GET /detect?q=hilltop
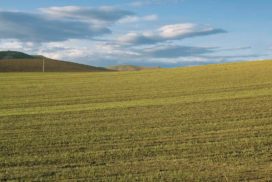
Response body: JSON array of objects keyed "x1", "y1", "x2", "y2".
[{"x1": 0, "y1": 51, "x2": 110, "y2": 72}]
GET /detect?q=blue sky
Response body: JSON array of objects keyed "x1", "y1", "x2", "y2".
[{"x1": 0, "y1": 0, "x2": 271, "y2": 67}]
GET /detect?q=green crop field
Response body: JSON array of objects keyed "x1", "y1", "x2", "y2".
[{"x1": 0, "y1": 61, "x2": 272, "y2": 181}]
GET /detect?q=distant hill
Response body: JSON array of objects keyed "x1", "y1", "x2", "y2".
[
  {"x1": 0, "y1": 51, "x2": 110, "y2": 72},
  {"x1": 108, "y1": 65, "x2": 160, "y2": 71},
  {"x1": 0, "y1": 51, "x2": 34, "y2": 60}
]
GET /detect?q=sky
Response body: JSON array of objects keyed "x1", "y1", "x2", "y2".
[{"x1": 0, "y1": 0, "x2": 272, "y2": 67}]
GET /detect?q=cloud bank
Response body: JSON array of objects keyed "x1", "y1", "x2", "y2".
[
  {"x1": 0, "y1": 6, "x2": 134, "y2": 42},
  {"x1": 0, "y1": 11, "x2": 112, "y2": 42}
]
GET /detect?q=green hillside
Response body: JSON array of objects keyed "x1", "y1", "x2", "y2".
[
  {"x1": 0, "y1": 51, "x2": 34, "y2": 59},
  {"x1": 108, "y1": 65, "x2": 160, "y2": 71},
  {"x1": 0, "y1": 58, "x2": 109, "y2": 72},
  {"x1": 0, "y1": 60, "x2": 272, "y2": 181},
  {"x1": 0, "y1": 51, "x2": 110, "y2": 72},
  {"x1": 0, "y1": 58, "x2": 110, "y2": 72}
]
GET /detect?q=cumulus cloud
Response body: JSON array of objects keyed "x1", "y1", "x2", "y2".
[{"x1": 118, "y1": 23, "x2": 226, "y2": 45}]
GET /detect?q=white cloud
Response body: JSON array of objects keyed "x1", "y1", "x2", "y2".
[
  {"x1": 118, "y1": 23, "x2": 226, "y2": 45},
  {"x1": 34, "y1": 39, "x2": 141, "y2": 64},
  {"x1": 159, "y1": 24, "x2": 199, "y2": 38},
  {"x1": 0, "y1": 39, "x2": 36, "y2": 52}
]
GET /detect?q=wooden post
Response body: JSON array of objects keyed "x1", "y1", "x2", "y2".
[{"x1": 43, "y1": 58, "x2": 45, "y2": 72}]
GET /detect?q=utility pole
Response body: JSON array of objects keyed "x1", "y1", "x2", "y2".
[{"x1": 42, "y1": 57, "x2": 45, "y2": 72}]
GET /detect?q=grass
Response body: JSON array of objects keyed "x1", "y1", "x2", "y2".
[{"x1": 0, "y1": 60, "x2": 272, "y2": 181}]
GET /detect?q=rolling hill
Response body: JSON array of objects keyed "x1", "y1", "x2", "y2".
[
  {"x1": 0, "y1": 51, "x2": 110, "y2": 72},
  {"x1": 108, "y1": 64, "x2": 160, "y2": 71},
  {"x1": 0, "y1": 51, "x2": 34, "y2": 59},
  {"x1": 0, "y1": 60, "x2": 271, "y2": 181}
]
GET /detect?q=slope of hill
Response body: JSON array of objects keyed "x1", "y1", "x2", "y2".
[
  {"x1": 0, "y1": 60, "x2": 272, "y2": 181},
  {"x1": 0, "y1": 51, "x2": 34, "y2": 59},
  {"x1": 0, "y1": 58, "x2": 109, "y2": 72},
  {"x1": 108, "y1": 65, "x2": 160, "y2": 71},
  {"x1": 0, "y1": 51, "x2": 110, "y2": 72}
]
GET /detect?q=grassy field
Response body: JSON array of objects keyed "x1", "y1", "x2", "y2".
[{"x1": 0, "y1": 61, "x2": 272, "y2": 181}]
